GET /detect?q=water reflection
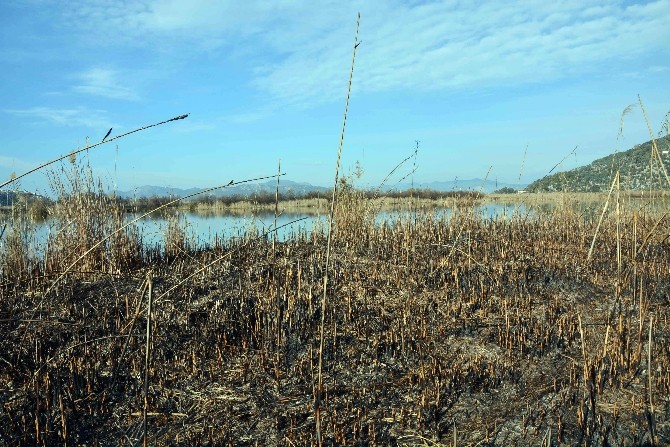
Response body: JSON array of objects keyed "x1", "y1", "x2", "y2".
[
  {"x1": 13, "y1": 198, "x2": 664, "y2": 257},
  {"x1": 1, "y1": 202, "x2": 538, "y2": 256},
  {"x1": 5, "y1": 195, "x2": 669, "y2": 260},
  {"x1": 139, "y1": 211, "x2": 320, "y2": 250},
  {"x1": 375, "y1": 202, "x2": 532, "y2": 224}
]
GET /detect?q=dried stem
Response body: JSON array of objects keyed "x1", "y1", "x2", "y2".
[
  {"x1": 639, "y1": 95, "x2": 670, "y2": 190},
  {"x1": 44, "y1": 174, "x2": 284, "y2": 296},
  {"x1": 0, "y1": 114, "x2": 189, "y2": 189},
  {"x1": 315, "y1": 12, "x2": 360, "y2": 446},
  {"x1": 648, "y1": 315, "x2": 656, "y2": 446},
  {"x1": 587, "y1": 172, "x2": 619, "y2": 262},
  {"x1": 143, "y1": 271, "x2": 153, "y2": 447}
]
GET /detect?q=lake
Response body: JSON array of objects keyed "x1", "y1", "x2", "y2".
[{"x1": 2, "y1": 202, "x2": 532, "y2": 257}]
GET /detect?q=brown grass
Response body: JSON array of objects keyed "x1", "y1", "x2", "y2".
[
  {"x1": 1, "y1": 184, "x2": 669, "y2": 445},
  {"x1": 1, "y1": 88, "x2": 669, "y2": 447}
]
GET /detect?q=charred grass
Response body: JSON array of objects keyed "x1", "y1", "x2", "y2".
[{"x1": 1, "y1": 190, "x2": 669, "y2": 446}]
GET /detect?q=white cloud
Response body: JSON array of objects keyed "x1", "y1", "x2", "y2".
[
  {"x1": 4, "y1": 106, "x2": 113, "y2": 129},
  {"x1": 59, "y1": 0, "x2": 670, "y2": 106},
  {"x1": 73, "y1": 68, "x2": 139, "y2": 101},
  {"x1": 170, "y1": 110, "x2": 269, "y2": 132},
  {"x1": 226, "y1": 111, "x2": 268, "y2": 124},
  {"x1": 171, "y1": 120, "x2": 216, "y2": 133}
]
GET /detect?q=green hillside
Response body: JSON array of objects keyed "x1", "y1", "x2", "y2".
[{"x1": 527, "y1": 134, "x2": 670, "y2": 192}]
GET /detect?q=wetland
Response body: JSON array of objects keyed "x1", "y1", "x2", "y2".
[{"x1": 1, "y1": 184, "x2": 669, "y2": 446}]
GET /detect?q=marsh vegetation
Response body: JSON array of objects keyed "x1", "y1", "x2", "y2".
[
  {"x1": 1, "y1": 47, "x2": 669, "y2": 445},
  {"x1": 1, "y1": 153, "x2": 669, "y2": 446}
]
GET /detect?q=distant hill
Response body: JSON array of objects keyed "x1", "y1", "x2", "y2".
[
  {"x1": 117, "y1": 180, "x2": 330, "y2": 200},
  {"x1": 527, "y1": 135, "x2": 670, "y2": 192},
  {"x1": 0, "y1": 190, "x2": 48, "y2": 207},
  {"x1": 118, "y1": 178, "x2": 527, "y2": 200},
  {"x1": 408, "y1": 179, "x2": 526, "y2": 194},
  {"x1": 116, "y1": 185, "x2": 202, "y2": 199}
]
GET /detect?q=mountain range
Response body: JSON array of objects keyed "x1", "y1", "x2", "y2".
[
  {"x1": 3, "y1": 136, "x2": 668, "y2": 205},
  {"x1": 114, "y1": 178, "x2": 527, "y2": 200},
  {"x1": 121, "y1": 133, "x2": 669, "y2": 198},
  {"x1": 115, "y1": 180, "x2": 330, "y2": 200},
  {"x1": 117, "y1": 134, "x2": 670, "y2": 197}
]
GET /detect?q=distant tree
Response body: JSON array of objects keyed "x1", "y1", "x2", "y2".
[{"x1": 494, "y1": 187, "x2": 517, "y2": 194}]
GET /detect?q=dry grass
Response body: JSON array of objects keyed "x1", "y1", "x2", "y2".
[
  {"x1": 188, "y1": 197, "x2": 330, "y2": 215},
  {"x1": 1, "y1": 81, "x2": 669, "y2": 446},
  {"x1": 1, "y1": 181, "x2": 669, "y2": 445},
  {"x1": 0, "y1": 216, "x2": 36, "y2": 281},
  {"x1": 41, "y1": 160, "x2": 145, "y2": 276}
]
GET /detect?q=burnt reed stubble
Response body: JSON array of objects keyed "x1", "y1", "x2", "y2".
[{"x1": 1, "y1": 192, "x2": 669, "y2": 446}]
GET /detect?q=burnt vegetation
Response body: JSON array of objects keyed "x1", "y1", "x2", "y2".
[
  {"x1": 1, "y1": 77, "x2": 669, "y2": 446},
  {"x1": 1, "y1": 162, "x2": 669, "y2": 445}
]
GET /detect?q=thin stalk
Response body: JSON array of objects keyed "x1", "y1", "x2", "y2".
[
  {"x1": 273, "y1": 159, "x2": 281, "y2": 391},
  {"x1": 315, "y1": 12, "x2": 360, "y2": 447},
  {"x1": 578, "y1": 314, "x2": 586, "y2": 361},
  {"x1": 453, "y1": 419, "x2": 457, "y2": 447},
  {"x1": 518, "y1": 144, "x2": 528, "y2": 183},
  {"x1": 647, "y1": 315, "x2": 656, "y2": 446},
  {"x1": 376, "y1": 152, "x2": 415, "y2": 192},
  {"x1": 616, "y1": 171, "x2": 621, "y2": 298},
  {"x1": 274, "y1": 159, "x2": 280, "y2": 252},
  {"x1": 44, "y1": 174, "x2": 284, "y2": 296},
  {"x1": 587, "y1": 172, "x2": 618, "y2": 262},
  {"x1": 639, "y1": 95, "x2": 670, "y2": 190},
  {"x1": 0, "y1": 114, "x2": 188, "y2": 189},
  {"x1": 410, "y1": 142, "x2": 418, "y2": 226},
  {"x1": 143, "y1": 271, "x2": 153, "y2": 447},
  {"x1": 632, "y1": 212, "x2": 638, "y2": 303}
]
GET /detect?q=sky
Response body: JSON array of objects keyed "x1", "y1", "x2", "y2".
[{"x1": 1, "y1": 0, "x2": 669, "y2": 195}]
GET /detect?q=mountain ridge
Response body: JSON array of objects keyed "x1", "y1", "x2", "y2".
[
  {"x1": 115, "y1": 180, "x2": 330, "y2": 200},
  {"x1": 116, "y1": 178, "x2": 528, "y2": 199},
  {"x1": 527, "y1": 135, "x2": 670, "y2": 192}
]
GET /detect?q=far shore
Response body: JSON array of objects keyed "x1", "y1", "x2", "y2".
[{"x1": 2, "y1": 190, "x2": 667, "y2": 219}]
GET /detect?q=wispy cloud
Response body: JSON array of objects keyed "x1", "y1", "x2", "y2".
[
  {"x1": 72, "y1": 68, "x2": 139, "y2": 100},
  {"x1": 171, "y1": 120, "x2": 217, "y2": 133},
  {"x1": 171, "y1": 111, "x2": 269, "y2": 133},
  {"x1": 4, "y1": 106, "x2": 113, "y2": 129},
  {"x1": 252, "y1": 1, "x2": 670, "y2": 105},
  {"x1": 225, "y1": 111, "x2": 269, "y2": 124},
  {"x1": 60, "y1": 1, "x2": 670, "y2": 107}
]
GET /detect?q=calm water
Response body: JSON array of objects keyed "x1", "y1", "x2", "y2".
[
  {"x1": 5, "y1": 197, "x2": 666, "y2": 258},
  {"x1": 3, "y1": 203, "x2": 530, "y2": 257}
]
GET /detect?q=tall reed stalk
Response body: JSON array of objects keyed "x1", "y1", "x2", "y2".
[
  {"x1": 0, "y1": 114, "x2": 189, "y2": 190},
  {"x1": 315, "y1": 13, "x2": 360, "y2": 446},
  {"x1": 143, "y1": 271, "x2": 153, "y2": 447}
]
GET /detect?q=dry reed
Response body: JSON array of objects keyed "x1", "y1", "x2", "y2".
[{"x1": 1, "y1": 92, "x2": 669, "y2": 447}]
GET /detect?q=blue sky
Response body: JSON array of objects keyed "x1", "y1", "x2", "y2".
[{"x1": 1, "y1": 0, "x2": 669, "y2": 194}]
